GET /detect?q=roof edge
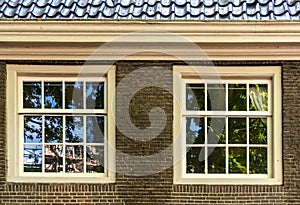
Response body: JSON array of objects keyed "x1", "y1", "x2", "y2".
[{"x1": 0, "y1": 21, "x2": 300, "y2": 43}]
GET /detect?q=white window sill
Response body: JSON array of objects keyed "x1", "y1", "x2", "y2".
[
  {"x1": 174, "y1": 177, "x2": 282, "y2": 185},
  {"x1": 7, "y1": 175, "x2": 115, "y2": 184}
]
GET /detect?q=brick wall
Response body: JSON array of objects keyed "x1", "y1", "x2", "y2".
[{"x1": 0, "y1": 61, "x2": 299, "y2": 204}]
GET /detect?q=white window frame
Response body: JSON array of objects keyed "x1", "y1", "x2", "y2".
[
  {"x1": 173, "y1": 66, "x2": 282, "y2": 185},
  {"x1": 7, "y1": 64, "x2": 116, "y2": 183}
]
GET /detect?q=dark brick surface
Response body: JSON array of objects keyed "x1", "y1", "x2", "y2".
[
  {"x1": 0, "y1": 62, "x2": 6, "y2": 187},
  {"x1": 0, "y1": 61, "x2": 299, "y2": 204}
]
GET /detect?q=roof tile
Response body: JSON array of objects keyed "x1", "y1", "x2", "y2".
[
  {"x1": 7, "y1": 0, "x2": 19, "y2": 7},
  {"x1": 22, "y1": 0, "x2": 35, "y2": 7},
  {"x1": 161, "y1": 0, "x2": 172, "y2": 7},
  {"x1": 47, "y1": 6, "x2": 59, "y2": 17}
]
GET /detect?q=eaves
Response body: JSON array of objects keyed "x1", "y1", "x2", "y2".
[{"x1": 0, "y1": 20, "x2": 300, "y2": 61}]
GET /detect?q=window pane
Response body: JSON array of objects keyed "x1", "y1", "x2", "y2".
[
  {"x1": 65, "y1": 145, "x2": 83, "y2": 173},
  {"x1": 249, "y1": 84, "x2": 268, "y2": 111},
  {"x1": 45, "y1": 116, "x2": 63, "y2": 143},
  {"x1": 249, "y1": 147, "x2": 267, "y2": 174},
  {"x1": 229, "y1": 147, "x2": 247, "y2": 174},
  {"x1": 23, "y1": 82, "x2": 42, "y2": 108},
  {"x1": 65, "y1": 82, "x2": 84, "y2": 109},
  {"x1": 208, "y1": 147, "x2": 226, "y2": 173},
  {"x1": 86, "y1": 82, "x2": 104, "y2": 109},
  {"x1": 228, "y1": 118, "x2": 247, "y2": 144},
  {"x1": 186, "y1": 84, "x2": 205, "y2": 111},
  {"x1": 23, "y1": 145, "x2": 42, "y2": 172},
  {"x1": 66, "y1": 116, "x2": 84, "y2": 143},
  {"x1": 86, "y1": 116, "x2": 104, "y2": 143},
  {"x1": 186, "y1": 117, "x2": 204, "y2": 144},
  {"x1": 186, "y1": 147, "x2": 205, "y2": 173},
  {"x1": 249, "y1": 118, "x2": 267, "y2": 144},
  {"x1": 228, "y1": 84, "x2": 247, "y2": 111},
  {"x1": 86, "y1": 146, "x2": 104, "y2": 173},
  {"x1": 24, "y1": 116, "x2": 42, "y2": 143},
  {"x1": 45, "y1": 145, "x2": 63, "y2": 172},
  {"x1": 207, "y1": 84, "x2": 225, "y2": 111},
  {"x1": 44, "y1": 82, "x2": 62, "y2": 109},
  {"x1": 207, "y1": 118, "x2": 226, "y2": 144}
]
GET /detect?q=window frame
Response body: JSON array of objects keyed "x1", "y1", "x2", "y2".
[
  {"x1": 173, "y1": 66, "x2": 282, "y2": 185},
  {"x1": 7, "y1": 64, "x2": 116, "y2": 183}
]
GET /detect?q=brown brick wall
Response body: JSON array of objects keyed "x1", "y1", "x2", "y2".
[
  {"x1": 0, "y1": 62, "x2": 6, "y2": 188},
  {"x1": 0, "y1": 61, "x2": 299, "y2": 204}
]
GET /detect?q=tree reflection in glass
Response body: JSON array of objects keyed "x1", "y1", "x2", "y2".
[
  {"x1": 186, "y1": 147, "x2": 205, "y2": 173},
  {"x1": 228, "y1": 118, "x2": 247, "y2": 144},
  {"x1": 207, "y1": 118, "x2": 226, "y2": 144},
  {"x1": 23, "y1": 145, "x2": 42, "y2": 172},
  {"x1": 65, "y1": 82, "x2": 84, "y2": 109},
  {"x1": 250, "y1": 147, "x2": 267, "y2": 174},
  {"x1": 186, "y1": 117, "x2": 204, "y2": 144},
  {"x1": 186, "y1": 84, "x2": 205, "y2": 111},
  {"x1": 250, "y1": 118, "x2": 267, "y2": 144},
  {"x1": 208, "y1": 147, "x2": 226, "y2": 173},
  {"x1": 45, "y1": 116, "x2": 63, "y2": 143},
  {"x1": 86, "y1": 116, "x2": 104, "y2": 143},
  {"x1": 24, "y1": 116, "x2": 42, "y2": 143},
  {"x1": 44, "y1": 82, "x2": 62, "y2": 109},
  {"x1": 228, "y1": 84, "x2": 247, "y2": 111},
  {"x1": 86, "y1": 146, "x2": 104, "y2": 173},
  {"x1": 23, "y1": 82, "x2": 42, "y2": 108},
  {"x1": 65, "y1": 116, "x2": 84, "y2": 143},
  {"x1": 86, "y1": 82, "x2": 104, "y2": 109},
  {"x1": 229, "y1": 147, "x2": 247, "y2": 173},
  {"x1": 65, "y1": 145, "x2": 83, "y2": 173},
  {"x1": 207, "y1": 84, "x2": 225, "y2": 111},
  {"x1": 250, "y1": 84, "x2": 268, "y2": 111},
  {"x1": 44, "y1": 145, "x2": 63, "y2": 172}
]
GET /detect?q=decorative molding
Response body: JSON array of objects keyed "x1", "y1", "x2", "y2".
[{"x1": 0, "y1": 21, "x2": 300, "y2": 60}]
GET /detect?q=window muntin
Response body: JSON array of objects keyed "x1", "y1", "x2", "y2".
[
  {"x1": 184, "y1": 79, "x2": 271, "y2": 176},
  {"x1": 173, "y1": 66, "x2": 282, "y2": 185},
  {"x1": 20, "y1": 77, "x2": 107, "y2": 176}
]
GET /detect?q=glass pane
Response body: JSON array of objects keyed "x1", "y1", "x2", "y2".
[
  {"x1": 86, "y1": 146, "x2": 104, "y2": 173},
  {"x1": 186, "y1": 117, "x2": 204, "y2": 144},
  {"x1": 229, "y1": 147, "x2": 247, "y2": 174},
  {"x1": 186, "y1": 84, "x2": 205, "y2": 111},
  {"x1": 86, "y1": 82, "x2": 104, "y2": 109},
  {"x1": 65, "y1": 145, "x2": 83, "y2": 173},
  {"x1": 45, "y1": 145, "x2": 63, "y2": 172},
  {"x1": 65, "y1": 82, "x2": 84, "y2": 109},
  {"x1": 86, "y1": 116, "x2": 104, "y2": 143},
  {"x1": 44, "y1": 82, "x2": 62, "y2": 109},
  {"x1": 249, "y1": 147, "x2": 267, "y2": 174},
  {"x1": 186, "y1": 147, "x2": 205, "y2": 173},
  {"x1": 45, "y1": 116, "x2": 63, "y2": 143},
  {"x1": 23, "y1": 145, "x2": 42, "y2": 172},
  {"x1": 207, "y1": 118, "x2": 226, "y2": 144},
  {"x1": 249, "y1": 118, "x2": 267, "y2": 144},
  {"x1": 24, "y1": 116, "x2": 42, "y2": 143},
  {"x1": 208, "y1": 147, "x2": 226, "y2": 173},
  {"x1": 249, "y1": 84, "x2": 268, "y2": 111},
  {"x1": 228, "y1": 118, "x2": 247, "y2": 144},
  {"x1": 207, "y1": 84, "x2": 225, "y2": 111},
  {"x1": 228, "y1": 84, "x2": 247, "y2": 111},
  {"x1": 66, "y1": 116, "x2": 84, "y2": 143},
  {"x1": 23, "y1": 82, "x2": 42, "y2": 108}
]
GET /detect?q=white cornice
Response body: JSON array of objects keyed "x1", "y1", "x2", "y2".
[
  {"x1": 0, "y1": 21, "x2": 300, "y2": 43},
  {"x1": 0, "y1": 21, "x2": 300, "y2": 60}
]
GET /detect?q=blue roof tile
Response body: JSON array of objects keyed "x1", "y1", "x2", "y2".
[{"x1": 0, "y1": 0, "x2": 299, "y2": 20}]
